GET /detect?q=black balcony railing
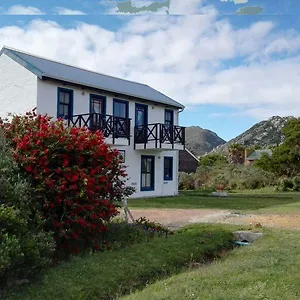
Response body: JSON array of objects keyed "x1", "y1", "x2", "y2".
[
  {"x1": 67, "y1": 113, "x2": 131, "y2": 144},
  {"x1": 134, "y1": 123, "x2": 185, "y2": 149}
]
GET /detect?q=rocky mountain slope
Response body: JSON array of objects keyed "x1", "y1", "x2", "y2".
[
  {"x1": 211, "y1": 116, "x2": 294, "y2": 154},
  {"x1": 185, "y1": 126, "x2": 226, "y2": 156}
]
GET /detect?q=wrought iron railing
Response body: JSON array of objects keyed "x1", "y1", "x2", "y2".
[
  {"x1": 67, "y1": 113, "x2": 131, "y2": 144},
  {"x1": 134, "y1": 123, "x2": 185, "y2": 149}
]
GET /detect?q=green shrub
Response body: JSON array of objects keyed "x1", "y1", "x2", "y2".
[
  {"x1": 0, "y1": 133, "x2": 54, "y2": 287},
  {"x1": 194, "y1": 164, "x2": 276, "y2": 191},
  {"x1": 292, "y1": 175, "x2": 300, "y2": 191},
  {"x1": 276, "y1": 178, "x2": 294, "y2": 192},
  {"x1": 178, "y1": 172, "x2": 195, "y2": 190}
]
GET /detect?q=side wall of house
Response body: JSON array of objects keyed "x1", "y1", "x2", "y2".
[
  {"x1": 37, "y1": 79, "x2": 180, "y2": 198},
  {"x1": 0, "y1": 54, "x2": 37, "y2": 119}
]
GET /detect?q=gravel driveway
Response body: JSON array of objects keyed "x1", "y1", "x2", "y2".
[{"x1": 122, "y1": 208, "x2": 300, "y2": 230}]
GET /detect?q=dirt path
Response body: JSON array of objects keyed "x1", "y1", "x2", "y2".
[{"x1": 125, "y1": 209, "x2": 300, "y2": 230}]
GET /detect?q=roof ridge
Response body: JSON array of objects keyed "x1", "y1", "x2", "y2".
[{"x1": 2, "y1": 46, "x2": 150, "y2": 88}]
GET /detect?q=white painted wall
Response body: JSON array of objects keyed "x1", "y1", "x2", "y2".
[
  {"x1": 117, "y1": 148, "x2": 179, "y2": 198},
  {"x1": 0, "y1": 53, "x2": 37, "y2": 119},
  {"x1": 36, "y1": 79, "x2": 181, "y2": 198}
]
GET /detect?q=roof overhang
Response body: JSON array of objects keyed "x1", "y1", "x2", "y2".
[{"x1": 42, "y1": 76, "x2": 185, "y2": 110}]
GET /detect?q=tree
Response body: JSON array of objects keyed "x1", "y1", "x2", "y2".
[
  {"x1": 228, "y1": 143, "x2": 245, "y2": 164},
  {"x1": 199, "y1": 153, "x2": 228, "y2": 167},
  {"x1": 255, "y1": 118, "x2": 300, "y2": 177},
  {"x1": 2, "y1": 109, "x2": 135, "y2": 257}
]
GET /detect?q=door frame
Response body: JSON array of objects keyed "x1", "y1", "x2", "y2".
[
  {"x1": 89, "y1": 94, "x2": 106, "y2": 115},
  {"x1": 140, "y1": 155, "x2": 155, "y2": 191},
  {"x1": 135, "y1": 103, "x2": 148, "y2": 127}
]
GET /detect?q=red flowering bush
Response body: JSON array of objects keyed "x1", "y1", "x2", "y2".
[{"x1": 2, "y1": 109, "x2": 134, "y2": 257}]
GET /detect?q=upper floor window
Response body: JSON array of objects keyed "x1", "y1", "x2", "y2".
[
  {"x1": 165, "y1": 109, "x2": 174, "y2": 127},
  {"x1": 57, "y1": 87, "x2": 73, "y2": 119},
  {"x1": 113, "y1": 99, "x2": 129, "y2": 119},
  {"x1": 90, "y1": 94, "x2": 106, "y2": 115}
]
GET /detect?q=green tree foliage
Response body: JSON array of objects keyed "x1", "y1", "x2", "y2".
[
  {"x1": 255, "y1": 118, "x2": 300, "y2": 177},
  {"x1": 228, "y1": 143, "x2": 245, "y2": 164},
  {"x1": 199, "y1": 154, "x2": 228, "y2": 167},
  {"x1": 0, "y1": 133, "x2": 54, "y2": 286}
]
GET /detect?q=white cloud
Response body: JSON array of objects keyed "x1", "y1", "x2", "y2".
[
  {"x1": 220, "y1": 0, "x2": 248, "y2": 4},
  {"x1": 54, "y1": 7, "x2": 87, "y2": 15},
  {"x1": 0, "y1": 10, "x2": 299, "y2": 120},
  {"x1": 4, "y1": 5, "x2": 44, "y2": 15}
]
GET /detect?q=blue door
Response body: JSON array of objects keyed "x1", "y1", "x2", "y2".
[{"x1": 135, "y1": 104, "x2": 148, "y2": 143}]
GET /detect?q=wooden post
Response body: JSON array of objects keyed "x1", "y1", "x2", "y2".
[{"x1": 123, "y1": 198, "x2": 135, "y2": 223}]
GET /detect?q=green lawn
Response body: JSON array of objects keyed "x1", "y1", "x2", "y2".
[
  {"x1": 123, "y1": 227, "x2": 300, "y2": 300},
  {"x1": 6, "y1": 224, "x2": 234, "y2": 300},
  {"x1": 128, "y1": 190, "x2": 300, "y2": 212}
]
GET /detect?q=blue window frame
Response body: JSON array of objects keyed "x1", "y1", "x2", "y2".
[
  {"x1": 141, "y1": 155, "x2": 155, "y2": 191},
  {"x1": 57, "y1": 87, "x2": 73, "y2": 118},
  {"x1": 164, "y1": 157, "x2": 173, "y2": 181},
  {"x1": 165, "y1": 109, "x2": 174, "y2": 127},
  {"x1": 113, "y1": 99, "x2": 129, "y2": 119}
]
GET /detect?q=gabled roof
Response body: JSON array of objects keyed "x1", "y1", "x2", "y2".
[
  {"x1": 0, "y1": 46, "x2": 184, "y2": 109},
  {"x1": 247, "y1": 149, "x2": 272, "y2": 161}
]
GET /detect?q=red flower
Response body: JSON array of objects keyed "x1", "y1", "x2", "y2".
[
  {"x1": 25, "y1": 165, "x2": 33, "y2": 172},
  {"x1": 65, "y1": 200, "x2": 72, "y2": 206}
]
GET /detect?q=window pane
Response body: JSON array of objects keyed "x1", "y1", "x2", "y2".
[
  {"x1": 145, "y1": 174, "x2": 151, "y2": 187},
  {"x1": 164, "y1": 157, "x2": 173, "y2": 180},
  {"x1": 114, "y1": 101, "x2": 127, "y2": 118},
  {"x1": 146, "y1": 158, "x2": 152, "y2": 172},
  {"x1": 58, "y1": 104, "x2": 64, "y2": 116},
  {"x1": 141, "y1": 174, "x2": 146, "y2": 187},
  {"x1": 60, "y1": 92, "x2": 70, "y2": 104}
]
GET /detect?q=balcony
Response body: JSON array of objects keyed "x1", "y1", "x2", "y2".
[
  {"x1": 134, "y1": 123, "x2": 185, "y2": 150},
  {"x1": 67, "y1": 113, "x2": 131, "y2": 145}
]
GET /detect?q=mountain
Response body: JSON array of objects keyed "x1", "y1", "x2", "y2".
[
  {"x1": 211, "y1": 116, "x2": 294, "y2": 154},
  {"x1": 185, "y1": 126, "x2": 226, "y2": 156}
]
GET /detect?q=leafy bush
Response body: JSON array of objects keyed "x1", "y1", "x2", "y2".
[
  {"x1": 2, "y1": 110, "x2": 134, "y2": 257},
  {"x1": 0, "y1": 135, "x2": 54, "y2": 286},
  {"x1": 178, "y1": 172, "x2": 195, "y2": 190},
  {"x1": 194, "y1": 164, "x2": 276, "y2": 191},
  {"x1": 292, "y1": 175, "x2": 300, "y2": 191},
  {"x1": 276, "y1": 177, "x2": 299, "y2": 192},
  {"x1": 199, "y1": 154, "x2": 228, "y2": 167}
]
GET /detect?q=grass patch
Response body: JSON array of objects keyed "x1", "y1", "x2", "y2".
[
  {"x1": 123, "y1": 227, "x2": 300, "y2": 300},
  {"x1": 5, "y1": 224, "x2": 234, "y2": 300},
  {"x1": 128, "y1": 190, "x2": 300, "y2": 211}
]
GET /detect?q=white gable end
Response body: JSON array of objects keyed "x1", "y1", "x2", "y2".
[{"x1": 0, "y1": 53, "x2": 37, "y2": 119}]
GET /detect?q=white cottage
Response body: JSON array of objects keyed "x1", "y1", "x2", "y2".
[{"x1": 0, "y1": 46, "x2": 185, "y2": 198}]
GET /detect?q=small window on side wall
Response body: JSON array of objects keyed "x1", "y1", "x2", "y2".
[
  {"x1": 164, "y1": 157, "x2": 173, "y2": 181},
  {"x1": 57, "y1": 87, "x2": 73, "y2": 119},
  {"x1": 118, "y1": 150, "x2": 125, "y2": 163}
]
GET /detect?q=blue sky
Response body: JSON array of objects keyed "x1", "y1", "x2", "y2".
[{"x1": 0, "y1": 0, "x2": 299, "y2": 141}]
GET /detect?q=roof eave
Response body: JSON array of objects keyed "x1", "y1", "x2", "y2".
[
  {"x1": 1, "y1": 47, "x2": 44, "y2": 79},
  {"x1": 42, "y1": 75, "x2": 185, "y2": 109}
]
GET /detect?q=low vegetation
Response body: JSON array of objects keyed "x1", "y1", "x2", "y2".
[
  {"x1": 5, "y1": 224, "x2": 234, "y2": 300},
  {"x1": 124, "y1": 227, "x2": 300, "y2": 300},
  {"x1": 179, "y1": 164, "x2": 276, "y2": 191}
]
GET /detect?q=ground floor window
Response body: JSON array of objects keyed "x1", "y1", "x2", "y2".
[
  {"x1": 141, "y1": 155, "x2": 155, "y2": 191},
  {"x1": 164, "y1": 157, "x2": 173, "y2": 181}
]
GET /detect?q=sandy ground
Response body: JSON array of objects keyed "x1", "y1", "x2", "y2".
[{"x1": 122, "y1": 209, "x2": 300, "y2": 230}]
